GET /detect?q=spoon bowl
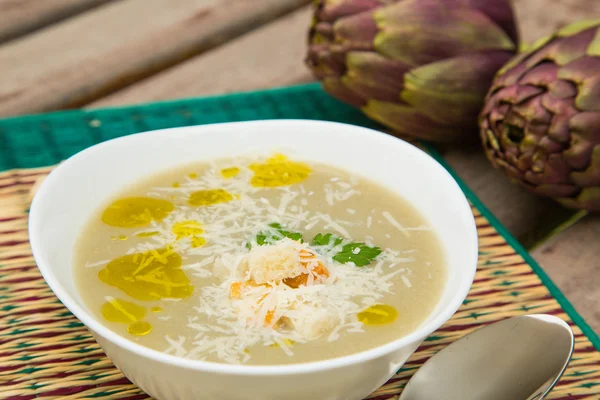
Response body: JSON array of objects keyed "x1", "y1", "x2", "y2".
[{"x1": 399, "y1": 314, "x2": 574, "y2": 400}]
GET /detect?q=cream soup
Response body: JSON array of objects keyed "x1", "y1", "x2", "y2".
[{"x1": 75, "y1": 153, "x2": 446, "y2": 365}]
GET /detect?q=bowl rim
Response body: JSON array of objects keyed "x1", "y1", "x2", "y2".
[{"x1": 29, "y1": 119, "x2": 478, "y2": 376}]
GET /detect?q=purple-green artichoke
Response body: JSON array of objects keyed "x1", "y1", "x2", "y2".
[
  {"x1": 480, "y1": 21, "x2": 600, "y2": 211},
  {"x1": 306, "y1": 0, "x2": 519, "y2": 142}
]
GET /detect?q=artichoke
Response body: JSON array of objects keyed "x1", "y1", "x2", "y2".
[
  {"x1": 306, "y1": 0, "x2": 519, "y2": 142},
  {"x1": 480, "y1": 21, "x2": 600, "y2": 211}
]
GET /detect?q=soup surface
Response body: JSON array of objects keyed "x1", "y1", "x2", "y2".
[{"x1": 75, "y1": 153, "x2": 446, "y2": 365}]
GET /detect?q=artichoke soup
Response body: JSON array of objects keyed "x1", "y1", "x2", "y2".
[{"x1": 75, "y1": 153, "x2": 446, "y2": 365}]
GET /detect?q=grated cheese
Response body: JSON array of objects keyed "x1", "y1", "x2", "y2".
[
  {"x1": 382, "y1": 211, "x2": 410, "y2": 237},
  {"x1": 316, "y1": 213, "x2": 351, "y2": 238},
  {"x1": 164, "y1": 335, "x2": 187, "y2": 357},
  {"x1": 85, "y1": 259, "x2": 109, "y2": 268},
  {"x1": 109, "y1": 153, "x2": 424, "y2": 365},
  {"x1": 304, "y1": 219, "x2": 320, "y2": 231},
  {"x1": 401, "y1": 275, "x2": 412, "y2": 288}
]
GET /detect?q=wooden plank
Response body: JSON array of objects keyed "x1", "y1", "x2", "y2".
[
  {"x1": 532, "y1": 215, "x2": 600, "y2": 333},
  {"x1": 513, "y1": 0, "x2": 600, "y2": 44},
  {"x1": 0, "y1": 0, "x2": 310, "y2": 117},
  {"x1": 0, "y1": 0, "x2": 116, "y2": 44},
  {"x1": 91, "y1": 6, "x2": 314, "y2": 107}
]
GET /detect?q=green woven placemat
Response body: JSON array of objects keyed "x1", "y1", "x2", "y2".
[
  {"x1": 0, "y1": 83, "x2": 598, "y2": 399},
  {"x1": 0, "y1": 84, "x2": 379, "y2": 172}
]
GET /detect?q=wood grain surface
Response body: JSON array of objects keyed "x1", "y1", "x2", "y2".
[
  {"x1": 533, "y1": 214, "x2": 600, "y2": 332},
  {"x1": 91, "y1": 6, "x2": 314, "y2": 107},
  {"x1": 0, "y1": 0, "x2": 310, "y2": 117},
  {"x1": 514, "y1": 0, "x2": 600, "y2": 44},
  {"x1": 0, "y1": 0, "x2": 116, "y2": 43}
]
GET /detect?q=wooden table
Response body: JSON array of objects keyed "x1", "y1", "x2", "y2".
[{"x1": 0, "y1": 0, "x2": 598, "y2": 333}]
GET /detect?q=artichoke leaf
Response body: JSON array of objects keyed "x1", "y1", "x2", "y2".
[
  {"x1": 373, "y1": 3, "x2": 515, "y2": 66},
  {"x1": 363, "y1": 100, "x2": 470, "y2": 141},
  {"x1": 342, "y1": 51, "x2": 410, "y2": 102},
  {"x1": 520, "y1": 29, "x2": 597, "y2": 71},
  {"x1": 564, "y1": 187, "x2": 600, "y2": 210},
  {"x1": 402, "y1": 52, "x2": 513, "y2": 125},
  {"x1": 322, "y1": 77, "x2": 367, "y2": 108},
  {"x1": 448, "y1": 0, "x2": 519, "y2": 44},
  {"x1": 588, "y1": 28, "x2": 600, "y2": 57},
  {"x1": 317, "y1": 0, "x2": 386, "y2": 22},
  {"x1": 334, "y1": 11, "x2": 378, "y2": 46},
  {"x1": 558, "y1": 58, "x2": 600, "y2": 111},
  {"x1": 557, "y1": 19, "x2": 600, "y2": 37},
  {"x1": 571, "y1": 146, "x2": 600, "y2": 186}
]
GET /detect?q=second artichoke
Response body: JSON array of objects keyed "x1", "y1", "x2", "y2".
[
  {"x1": 306, "y1": 0, "x2": 519, "y2": 142},
  {"x1": 480, "y1": 21, "x2": 600, "y2": 211}
]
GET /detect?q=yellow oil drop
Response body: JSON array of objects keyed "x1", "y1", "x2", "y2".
[
  {"x1": 357, "y1": 304, "x2": 398, "y2": 325},
  {"x1": 188, "y1": 189, "x2": 233, "y2": 207},
  {"x1": 98, "y1": 247, "x2": 194, "y2": 301},
  {"x1": 270, "y1": 339, "x2": 295, "y2": 348},
  {"x1": 101, "y1": 298, "x2": 146, "y2": 324},
  {"x1": 249, "y1": 154, "x2": 311, "y2": 187},
  {"x1": 110, "y1": 235, "x2": 128, "y2": 241},
  {"x1": 128, "y1": 321, "x2": 152, "y2": 336},
  {"x1": 221, "y1": 167, "x2": 240, "y2": 179},
  {"x1": 172, "y1": 182, "x2": 181, "y2": 188},
  {"x1": 136, "y1": 231, "x2": 159, "y2": 238},
  {"x1": 188, "y1": 173, "x2": 198, "y2": 179},
  {"x1": 101, "y1": 197, "x2": 174, "y2": 228},
  {"x1": 172, "y1": 220, "x2": 204, "y2": 239},
  {"x1": 150, "y1": 306, "x2": 163, "y2": 313},
  {"x1": 191, "y1": 236, "x2": 206, "y2": 248},
  {"x1": 171, "y1": 220, "x2": 207, "y2": 248}
]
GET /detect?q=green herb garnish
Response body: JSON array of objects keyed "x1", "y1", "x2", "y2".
[
  {"x1": 332, "y1": 243, "x2": 382, "y2": 267},
  {"x1": 311, "y1": 233, "x2": 343, "y2": 247},
  {"x1": 249, "y1": 223, "x2": 303, "y2": 248},
  {"x1": 312, "y1": 233, "x2": 381, "y2": 267},
  {"x1": 248, "y1": 226, "x2": 381, "y2": 267}
]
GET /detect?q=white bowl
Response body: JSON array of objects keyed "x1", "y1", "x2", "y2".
[{"x1": 29, "y1": 120, "x2": 478, "y2": 400}]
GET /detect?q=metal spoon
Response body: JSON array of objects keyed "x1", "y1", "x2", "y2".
[{"x1": 399, "y1": 314, "x2": 574, "y2": 400}]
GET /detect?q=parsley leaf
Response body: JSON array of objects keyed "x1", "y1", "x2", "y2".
[
  {"x1": 311, "y1": 233, "x2": 343, "y2": 247},
  {"x1": 248, "y1": 226, "x2": 380, "y2": 267},
  {"x1": 250, "y1": 223, "x2": 303, "y2": 248},
  {"x1": 332, "y1": 243, "x2": 382, "y2": 267},
  {"x1": 312, "y1": 233, "x2": 381, "y2": 266}
]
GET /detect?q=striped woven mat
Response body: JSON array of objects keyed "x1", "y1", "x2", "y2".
[{"x1": 0, "y1": 84, "x2": 599, "y2": 399}]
